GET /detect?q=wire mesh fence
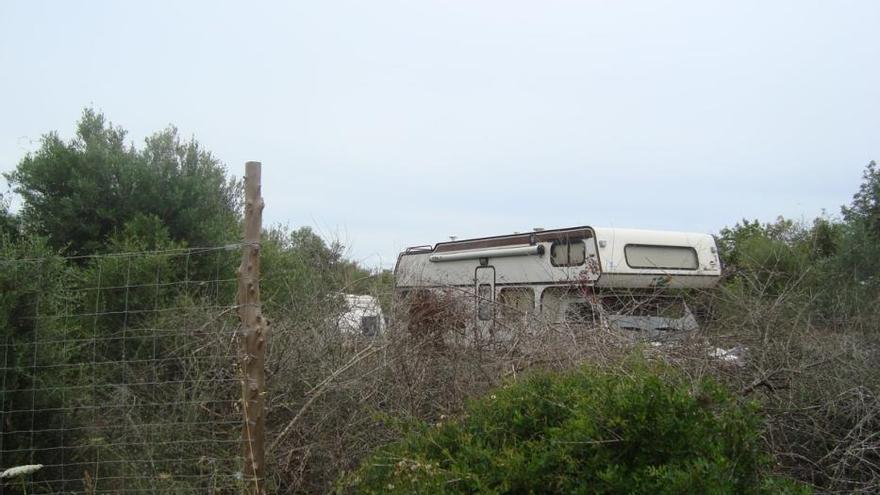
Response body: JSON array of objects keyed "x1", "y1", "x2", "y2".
[{"x1": 0, "y1": 244, "x2": 248, "y2": 494}]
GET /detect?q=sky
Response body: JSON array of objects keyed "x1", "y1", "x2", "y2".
[{"x1": 1, "y1": 1, "x2": 878, "y2": 268}]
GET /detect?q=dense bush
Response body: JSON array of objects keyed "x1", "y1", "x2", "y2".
[{"x1": 342, "y1": 361, "x2": 809, "y2": 494}]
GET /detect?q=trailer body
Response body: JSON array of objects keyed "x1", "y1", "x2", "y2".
[{"x1": 394, "y1": 226, "x2": 721, "y2": 335}]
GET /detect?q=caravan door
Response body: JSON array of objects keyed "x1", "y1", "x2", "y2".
[{"x1": 475, "y1": 266, "x2": 496, "y2": 331}]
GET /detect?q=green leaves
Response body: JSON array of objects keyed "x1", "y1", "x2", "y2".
[
  {"x1": 344, "y1": 361, "x2": 809, "y2": 494},
  {"x1": 842, "y1": 160, "x2": 880, "y2": 237},
  {"x1": 4, "y1": 108, "x2": 241, "y2": 255},
  {"x1": 714, "y1": 160, "x2": 880, "y2": 321}
]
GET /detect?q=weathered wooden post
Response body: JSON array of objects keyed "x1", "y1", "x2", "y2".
[{"x1": 238, "y1": 161, "x2": 268, "y2": 494}]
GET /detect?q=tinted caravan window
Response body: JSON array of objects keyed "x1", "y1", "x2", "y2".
[
  {"x1": 498, "y1": 287, "x2": 535, "y2": 321},
  {"x1": 624, "y1": 245, "x2": 698, "y2": 270},
  {"x1": 550, "y1": 240, "x2": 586, "y2": 267},
  {"x1": 477, "y1": 284, "x2": 493, "y2": 321}
]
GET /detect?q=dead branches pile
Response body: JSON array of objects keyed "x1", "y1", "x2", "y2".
[{"x1": 264, "y1": 282, "x2": 880, "y2": 493}]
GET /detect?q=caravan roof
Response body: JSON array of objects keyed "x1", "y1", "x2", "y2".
[{"x1": 395, "y1": 225, "x2": 721, "y2": 290}]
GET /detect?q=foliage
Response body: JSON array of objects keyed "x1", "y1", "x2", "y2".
[
  {"x1": 715, "y1": 160, "x2": 880, "y2": 320},
  {"x1": 0, "y1": 233, "x2": 74, "y2": 479},
  {"x1": 0, "y1": 109, "x2": 402, "y2": 493},
  {"x1": 4, "y1": 108, "x2": 241, "y2": 255},
  {"x1": 3, "y1": 109, "x2": 875, "y2": 493},
  {"x1": 716, "y1": 216, "x2": 843, "y2": 294},
  {"x1": 343, "y1": 361, "x2": 809, "y2": 494},
  {"x1": 261, "y1": 226, "x2": 346, "y2": 322},
  {"x1": 0, "y1": 193, "x2": 19, "y2": 238},
  {"x1": 842, "y1": 160, "x2": 880, "y2": 237},
  {"x1": 703, "y1": 160, "x2": 880, "y2": 493},
  {"x1": 260, "y1": 226, "x2": 393, "y2": 326}
]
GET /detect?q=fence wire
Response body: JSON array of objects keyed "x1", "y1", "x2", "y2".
[{"x1": 0, "y1": 244, "x2": 247, "y2": 494}]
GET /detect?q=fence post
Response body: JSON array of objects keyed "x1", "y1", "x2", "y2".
[{"x1": 238, "y1": 161, "x2": 268, "y2": 494}]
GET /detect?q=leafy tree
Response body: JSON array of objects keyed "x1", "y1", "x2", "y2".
[
  {"x1": 717, "y1": 217, "x2": 814, "y2": 296},
  {"x1": 809, "y1": 216, "x2": 842, "y2": 260},
  {"x1": 138, "y1": 125, "x2": 242, "y2": 248},
  {"x1": 5, "y1": 108, "x2": 241, "y2": 255},
  {"x1": 717, "y1": 219, "x2": 770, "y2": 269},
  {"x1": 713, "y1": 161, "x2": 879, "y2": 324},
  {"x1": 823, "y1": 160, "x2": 880, "y2": 305},
  {"x1": 842, "y1": 160, "x2": 880, "y2": 237},
  {"x1": 0, "y1": 193, "x2": 19, "y2": 238},
  {"x1": 261, "y1": 226, "x2": 347, "y2": 320}
]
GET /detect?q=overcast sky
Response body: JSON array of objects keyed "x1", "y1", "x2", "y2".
[{"x1": 1, "y1": 1, "x2": 878, "y2": 267}]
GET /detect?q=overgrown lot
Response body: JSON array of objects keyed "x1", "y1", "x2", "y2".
[{"x1": 1, "y1": 111, "x2": 878, "y2": 493}]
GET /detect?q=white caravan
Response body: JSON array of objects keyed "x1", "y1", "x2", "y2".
[
  {"x1": 336, "y1": 294, "x2": 386, "y2": 337},
  {"x1": 394, "y1": 226, "x2": 721, "y2": 336}
]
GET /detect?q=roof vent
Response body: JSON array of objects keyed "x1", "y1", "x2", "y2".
[
  {"x1": 449, "y1": 235, "x2": 458, "y2": 241},
  {"x1": 533, "y1": 227, "x2": 545, "y2": 232}
]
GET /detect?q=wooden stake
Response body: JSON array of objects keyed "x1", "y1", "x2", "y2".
[{"x1": 238, "y1": 161, "x2": 267, "y2": 494}]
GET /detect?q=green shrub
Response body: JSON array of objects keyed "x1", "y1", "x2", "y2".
[{"x1": 343, "y1": 361, "x2": 809, "y2": 494}]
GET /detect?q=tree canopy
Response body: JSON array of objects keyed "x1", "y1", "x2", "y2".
[{"x1": 4, "y1": 109, "x2": 241, "y2": 254}]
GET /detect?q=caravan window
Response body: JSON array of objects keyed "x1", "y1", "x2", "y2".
[
  {"x1": 624, "y1": 245, "x2": 699, "y2": 270},
  {"x1": 601, "y1": 292, "x2": 689, "y2": 318},
  {"x1": 477, "y1": 284, "x2": 493, "y2": 321},
  {"x1": 360, "y1": 315, "x2": 379, "y2": 337},
  {"x1": 550, "y1": 240, "x2": 586, "y2": 267},
  {"x1": 565, "y1": 302, "x2": 599, "y2": 325},
  {"x1": 498, "y1": 288, "x2": 534, "y2": 321}
]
